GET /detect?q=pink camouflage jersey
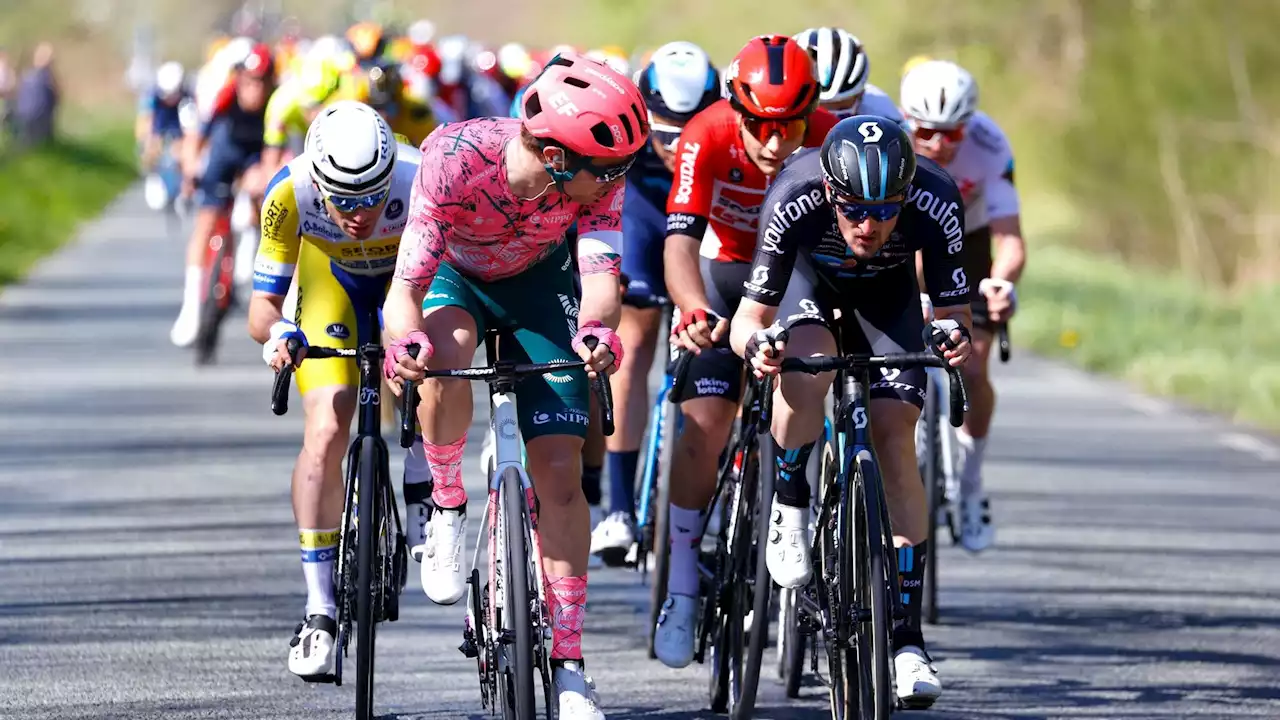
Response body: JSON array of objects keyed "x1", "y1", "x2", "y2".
[{"x1": 392, "y1": 117, "x2": 625, "y2": 290}]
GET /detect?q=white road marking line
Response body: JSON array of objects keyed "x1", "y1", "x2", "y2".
[{"x1": 1218, "y1": 433, "x2": 1280, "y2": 462}]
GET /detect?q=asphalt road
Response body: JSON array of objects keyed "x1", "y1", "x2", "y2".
[{"x1": 1, "y1": 188, "x2": 1278, "y2": 720}]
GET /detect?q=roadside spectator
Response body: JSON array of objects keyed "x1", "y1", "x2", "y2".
[{"x1": 13, "y1": 42, "x2": 59, "y2": 147}]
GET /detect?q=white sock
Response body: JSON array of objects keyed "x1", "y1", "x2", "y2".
[
  {"x1": 181, "y1": 266, "x2": 202, "y2": 312},
  {"x1": 666, "y1": 504, "x2": 702, "y2": 597},
  {"x1": 300, "y1": 528, "x2": 339, "y2": 618},
  {"x1": 955, "y1": 430, "x2": 987, "y2": 497},
  {"x1": 403, "y1": 437, "x2": 432, "y2": 490}
]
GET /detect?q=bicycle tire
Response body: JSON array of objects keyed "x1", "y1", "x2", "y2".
[
  {"x1": 355, "y1": 438, "x2": 379, "y2": 720},
  {"x1": 501, "y1": 467, "x2": 538, "y2": 719},
  {"x1": 646, "y1": 397, "x2": 677, "y2": 659},
  {"x1": 730, "y1": 437, "x2": 774, "y2": 719},
  {"x1": 922, "y1": 379, "x2": 942, "y2": 625},
  {"x1": 707, "y1": 440, "x2": 743, "y2": 714},
  {"x1": 853, "y1": 451, "x2": 894, "y2": 720},
  {"x1": 193, "y1": 231, "x2": 232, "y2": 366}
]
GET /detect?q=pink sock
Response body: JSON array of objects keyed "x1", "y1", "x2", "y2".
[
  {"x1": 545, "y1": 573, "x2": 587, "y2": 660},
  {"x1": 425, "y1": 435, "x2": 467, "y2": 509}
]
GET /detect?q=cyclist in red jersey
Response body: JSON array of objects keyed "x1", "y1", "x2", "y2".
[{"x1": 653, "y1": 34, "x2": 837, "y2": 668}]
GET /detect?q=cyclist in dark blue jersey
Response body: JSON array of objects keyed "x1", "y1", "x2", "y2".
[
  {"x1": 729, "y1": 116, "x2": 972, "y2": 709},
  {"x1": 590, "y1": 41, "x2": 722, "y2": 565}
]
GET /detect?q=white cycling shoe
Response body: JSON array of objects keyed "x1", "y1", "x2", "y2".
[
  {"x1": 421, "y1": 506, "x2": 467, "y2": 605},
  {"x1": 765, "y1": 498, "x2": 812, "y2": 588},
  {"x1": 958, "y1": 493, "x2": 995, "y2": 552},
  {"x1": 554, "y1": 661, "x2": 606, "y2": 720},
  {"x1": 590, "y1": 511, "x2": 635, "y2": 567},
  {"x1": 169, "y1": 306, "x2": 199, "y2": 348},
  {"x1": 288, "y1": 614, "x2": 336, "y2": 679},
  {"x1": 653, "y1": 593, "x2": 698, "y2": 668},
  {"x1": 894, "y1": 645, "x2": 942, "y2": 709}
]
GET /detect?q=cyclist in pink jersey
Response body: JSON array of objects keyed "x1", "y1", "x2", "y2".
[{"x1": 383, "y1": 53, "x2": 648, "y2": 720}]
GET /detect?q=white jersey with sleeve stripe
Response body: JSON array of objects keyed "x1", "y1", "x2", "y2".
[{"x1": 944, "y1": 110, "x2": 1020, "y2": 232}]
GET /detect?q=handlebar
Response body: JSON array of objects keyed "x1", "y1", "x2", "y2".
[
  {"x1": 997, "y1": 324, "x2": 1011, "y2": 363},
  {"x1": 270, "y1": 340, "x2": 418, "y2": 448},
  {"x1": 774, "y1": 351, "x2": 969, "y2": 428}
]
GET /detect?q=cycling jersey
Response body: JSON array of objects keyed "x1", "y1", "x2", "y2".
[
  {"x1": 376, "y1": 97, "x2": 438, "y2": 146},
  {"x1": 942, "y1": 110, "x2": 1019, "y2": 232},
  {"x1": 744, "y1": 148, "x2": 969, "y2": 309},
  {"x1": 262, "y1": 82, "x2": 312, "y2": 148},
  {"x1": 145, "y1": 89, "x2": 191, "y2": 138},
  {"x1": 202, "y1": 82, "x2": 266, "y2": 149},
  {"x1": 394, "y1": 117, "x2": 624, "y2": 287},
  {"x1": 254, "y1": 141, "x2": 423, "y2": 394},
  {"x1": 828, "y1": 83, "x2": 903, "y2": 123},
  {"x1": 254, "y1": 141, "x2": 422, "y2": 294},
  {"x1": 665, "y1": 99, "x2": 839, "y2": 263}
]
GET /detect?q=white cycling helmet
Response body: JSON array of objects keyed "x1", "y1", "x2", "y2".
[
  {"x1": 408, "y1": 19, "x2": 436, "y2": 46},
  {"x1": 638, "y1": 41, "x2": 720, "y2": 123},
  {"x1": 792, "y1": 27, "x2": 868, "y2": 103},
  {"x1": 155, "y1": 61, "x2": 185, "y2": 96},
  {"x1": 900, "y1": 59, "x2": 979, "y2": 129},
  {"x1": 305, "y1": 101, "x2": 396, "y2": 197}
]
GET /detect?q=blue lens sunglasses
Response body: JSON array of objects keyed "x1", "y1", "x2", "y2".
[{"x1": 325, "y1": 187, "x2": 390, "y2": 213}]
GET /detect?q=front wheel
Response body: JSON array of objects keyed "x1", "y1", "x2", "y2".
[
  {"x1": 500, "y1": 468, "x2": 537, "y2": 719},
  {"x1": 921, "y1": 378, "x2": 942, "y2": 625},
  {"x1": 354, "y1": 438, "x2": 380, "y2": 720},
  {"x1": 853, "y1": 452, "x2": 894, "y2": 720},
  {"x1": 193, "y1": 219, "x2": 234, "y2": 366},
  {"x1": 646, "y1": 396, "x2": 677, "y2": 659}
]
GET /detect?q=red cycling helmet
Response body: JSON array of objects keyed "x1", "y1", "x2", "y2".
[
  {"x1": 239, "y1": 43, "x2": 276, "y2": 80},
  {"x1": 725, "y1": 35, "x2": 819, "y2": 120},
  {"x1": 519, "y1": 51, "x2": 649, "y2": 159}
]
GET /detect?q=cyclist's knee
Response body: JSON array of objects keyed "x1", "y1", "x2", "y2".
[
  {"x1": 962, "y1": 329, "x2": 994, "y2": 383},
  {"x1": 422, "y1": 305, "x2": 477, "y2": 369},
  {"x1": 301, "y1": 387, "x2": 356, "y2": 459},
  {"x1": 678, "y1": 398, "x2": 737, "y2": 456},
  {"x1": 777, "y1": 322, "x2": 837, "y2": 407},
  {"x1": 528, "y1": 436, "x2": 586, "y2": 506}
]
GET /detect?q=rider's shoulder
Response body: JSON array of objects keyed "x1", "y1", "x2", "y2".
[
  {"x1": 265, "y1": 162, "x2": 299, "y2": 205},
  {"x1": 680, "y1": 99, "x2": 737, "y2": 145},
  {"x1": 964, "y1": 111, "x2": 1011, "y2": 156}
]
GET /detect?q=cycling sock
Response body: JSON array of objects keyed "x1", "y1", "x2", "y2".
[
  {"x1": 181, "y1": 265, "x2": 202, "y2": 311},
  {"x1": 425, "y1": 434, "x2": 467, "y2": 509},
  {"x1": 300, "y1": 528, "x2": 340, "y2": 618},
  {"x1": 606, "y1": 450, "x2": 639, "y2": 517},
  {"x1": 666, "y1": 504, "x2": 703, "y2": 597},
  {"x1": 893, "y1": 540, "x2": 929, "y2": 652},
  {"x1": 772, "y1": 437, "x2": 815, "y2": 508},
  {"x1": 545, "y1": 573, "x2": 587, "y2": 660},
  {"x1": 581, "y1": 464, "x2": 603, "y2": 507},
  {"x1": 403, "y1": 435, "x2": 433, "y2": 501},
  {"x1": 955, "y1": 430, "x2": 987, "y2": 497}
]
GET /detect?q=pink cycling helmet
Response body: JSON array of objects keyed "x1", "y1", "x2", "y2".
[{"x1": 519, "y1": 51, "x2": 649, "y2": 159}]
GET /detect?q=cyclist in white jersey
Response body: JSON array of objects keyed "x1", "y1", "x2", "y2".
[
  {"x1": 900, "y1": 59, "x2": 1026, "y2": 552},
  {"x1": 793, "y1": 27, "x2": 904, "y2": 124}
]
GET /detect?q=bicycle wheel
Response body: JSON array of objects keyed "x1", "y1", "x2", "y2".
[
  {"x1": 646, "y1": 395, "x2": 677, "y2": 659},
  {"x1": 193, "y1": 226, "x2": 233, "y2": 366},
  {"x1": 819, "y1": 443, "x2": 853, "y2": 719},
  {"x1": 852, "y1": 451, "x2": 893, "y2": 720},
  {"x1": 500, "y1": 467, "x2": 537, "y2": 718},
  {"x1": 729, "y1": 437, "x2": 774, "y2": 719},
  {"x1": 707, "y1": 439, "x2": 744, "y2": 713},
  {"x1": 921, "y1": 378, "x2": 942, "y2": 626},
  {"x1": 354, "y1": 438, "x2": 380, "y2": 720}
]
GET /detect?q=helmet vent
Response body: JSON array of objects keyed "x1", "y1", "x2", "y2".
[
  {"x1": 590, "y1": 122, "x2": 615, "y2": 148},
  {"x1": 564, "y1": 76, "x2": 590, "y2": 89}
]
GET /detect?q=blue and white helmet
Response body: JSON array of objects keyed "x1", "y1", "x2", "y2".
[
  {"x1": 793, "y1": 27, "x2": 869, "y2": 104},
  {"x1": 637, "y1": 41, "x2": 721, "y2": 123}
]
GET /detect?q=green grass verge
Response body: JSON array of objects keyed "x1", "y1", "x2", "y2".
[
  {"x1": 1019, "y1": 244, "x2": 1280, "y2": 431},
  {"x1": 0, "y1": 125, "x2": 137, "y2": 287}
]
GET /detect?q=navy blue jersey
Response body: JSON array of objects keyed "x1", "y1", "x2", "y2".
[{"x1": 744, "y1": 148, "x2": 970, "y2": 308}]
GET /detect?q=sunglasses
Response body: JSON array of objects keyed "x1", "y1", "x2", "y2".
[
  {"x1": 909, "y1": 122, "x2": 965, "y2": 144},
  {"x1": 650, "y1": 121, "x2": 684, "y2": 151},
  {"x1": 833, "y1": 199, "x2": 904, "y2": 222},
  {"x1": 323, "y1": 186, "x2": 390, "y2": 213},
  {"x1": 741, "y1": 115, "x2": 807, "y2": 144},
  {"x1": 572, "y1": 154, "x2": 636, "y2": 184}
]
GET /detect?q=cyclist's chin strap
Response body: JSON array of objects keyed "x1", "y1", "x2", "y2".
[{"x1": 543, "y1": 163, "x2": 576, "y2": 194}]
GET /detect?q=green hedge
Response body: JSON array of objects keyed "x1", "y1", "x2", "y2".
[
  {"x1": 0, "y1": 126, "x2": 137, "y2": 287},
  {"x1": 1019, "y1": 244, "x2": 1280, "y2": 430}
]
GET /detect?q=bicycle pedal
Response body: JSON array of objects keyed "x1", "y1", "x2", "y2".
[
  {"x1": 299, "y1": 672, "x2": 339, "y2": 685},
  {"x1": 459, "y1": 636, "x2": 479, "y2": 659}
]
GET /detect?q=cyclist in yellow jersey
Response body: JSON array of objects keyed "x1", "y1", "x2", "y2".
[
  {"x1": 248, "y1": 101, "x2": 429, "y2": 680},
  {"x1": 351, "y1": 60, "x2": 437, "y2": 146},
  {"x1": 260, "y1": 55, "x2": 345, "y2": 181}
]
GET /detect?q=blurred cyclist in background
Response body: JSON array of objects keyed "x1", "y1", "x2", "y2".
[
  {"x1": 346, "y1": 21, "x2": 388, "y2": 70},
  {"x1": 354, "y1": 60, "x2": 438, "y2": 146},
  {"x1": 591, "y1": 41, "x2": 722, "y2": 566},
  {"x1": 171, "y1": 44, "x2": 275, "y2": 348},
  {"x1": 138, "y1": 62, "x2": 191, "y2": 171},
  {"x1": 793, "y1": 26, "x2": 903, "y2": 124},
  {"x1": 259, "y1": 54, "x2": 345, "y2": 186}
]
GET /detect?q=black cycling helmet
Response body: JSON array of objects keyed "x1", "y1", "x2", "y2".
[{"x1": 819, "y1": 114, "x2": 916, "y2": 201}]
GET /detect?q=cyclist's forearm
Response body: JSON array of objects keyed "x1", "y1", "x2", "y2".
[
  {"x1": 932, "y1": 303, "x2": 973, "y2": 332},
  {"x1": 988, "y1": 215, "x2": 1026, "y2": 284},
  {"x1": 729, "y1": 299, "x2": 776, "y2": 358},
  {"x1": 383, "y1": 281, "x2": 429, "y2": 340},
  {"x1": 663, "y1": 233, "x2": 710, "y2": 311},
  {"x1": 247, "y1": 292, "x2": 287, "y2": 343},
  {"x1": 578, "y1": 272, "x2": 622, "y2": 330}
]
